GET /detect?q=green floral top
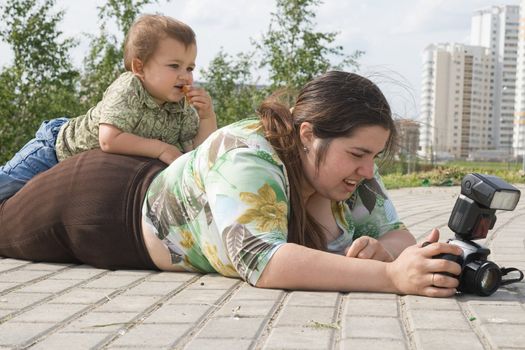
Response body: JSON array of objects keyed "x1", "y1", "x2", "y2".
[
  {"x1": 142, "y1": 118, "x2": 406, "y2": 285},
  {"x1": 55, "y1": 72, "x2": 199, "y2": 161}
]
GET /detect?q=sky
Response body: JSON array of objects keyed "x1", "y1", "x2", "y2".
[{"x1": 0, "y1": 0, "x2": 521, "y2": 119}]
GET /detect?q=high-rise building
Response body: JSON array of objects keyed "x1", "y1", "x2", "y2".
[
  {"x1": 471, "y1": 5, "x2": 520, "y2": 153},
  {"x1": 514, "y1": 0, "x2": 525, "y2": 158},
  {"x1": 419, "y1": 44, "x2": 493, "y2": 160}
]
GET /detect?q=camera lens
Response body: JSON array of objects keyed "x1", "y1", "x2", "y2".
[
  {"x1": 461, "y1": 261, "x2": 502, "y2": 296},
  {"x1": 480, "y1": 266, "x2": 498, "y2": 290},
  {"x1": 475, "y1": 261, "x2": 502, "y2": 296}
]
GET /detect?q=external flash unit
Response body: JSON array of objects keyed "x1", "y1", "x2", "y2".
[
  {"x1": 461, "y1": 173, "x2": 520, "y2": 211},
  {"x1": 448, "y1": 173, "x2": 520, "y2": 240},
  {"x1": 435, "y1": 173, "x2": 523, "y2": 296}
]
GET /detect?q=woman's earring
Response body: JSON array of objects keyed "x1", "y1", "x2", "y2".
[{"x1": 303, "y1": 146, "x2": 309, "y2": 154}]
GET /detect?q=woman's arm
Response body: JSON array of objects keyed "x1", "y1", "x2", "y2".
[
  {"x1": 256, "y1": 230, "x2": 463, "y2": 297},
  {"x1": 345, "y1": 229, "x2": 416, "y2": 262},
  {"x1": 345, "y1": 229, "x2": 416, "y2": 261},
  {"x1": 256, "y1": 242, "x2": 395, "y2": 292},
  {"x1": 378, "y1": 228, "x2": 416, "y2": 258}
]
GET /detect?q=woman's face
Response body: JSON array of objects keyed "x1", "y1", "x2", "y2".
[{"x1": 300, "y1": 124, "x2": 390, "y2": 202}]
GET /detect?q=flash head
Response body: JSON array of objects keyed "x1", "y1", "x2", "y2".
[
  {"x1": 449, "y1": 173, "x2": 520, "y2": 240},
  {"x1": 461, "y1": 173, "x2": 520, "y2": 211}
]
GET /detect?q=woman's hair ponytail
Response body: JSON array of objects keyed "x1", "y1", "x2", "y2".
[{"x1": 258, "y1": 95, "x2": 326, "y2": 250}]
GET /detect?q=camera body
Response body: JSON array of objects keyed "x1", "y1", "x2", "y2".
[
  {"x1": 436, "y1": 173, "x2": 520, "y2": 296},
  {"x1": 436, "y1": 239, "x2": 502, "y2": 296}
]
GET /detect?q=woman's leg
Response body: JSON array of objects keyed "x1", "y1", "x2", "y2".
[{"x1": 0, "y1": 149, "x2": 165, "y2": 270}]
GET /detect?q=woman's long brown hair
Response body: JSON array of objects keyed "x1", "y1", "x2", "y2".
[{"x1": 258, "y1": 71, "x2": 396, "y2": 251}]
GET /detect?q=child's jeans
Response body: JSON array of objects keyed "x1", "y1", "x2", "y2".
[{"x1": 0, "y1": 117, "x2": 68, "y2": 201}]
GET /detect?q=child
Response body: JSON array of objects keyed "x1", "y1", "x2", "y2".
[{"x1": 0, "y1": 14, "x2": 216, "y2": 201}]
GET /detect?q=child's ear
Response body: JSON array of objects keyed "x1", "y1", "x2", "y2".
[{"x1": 131, "y1": 58, "x2": 145, "y2": 79}]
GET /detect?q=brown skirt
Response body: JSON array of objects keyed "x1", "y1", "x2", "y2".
[{"x1": 0, "y1": 149, "x2": 165, "y2": 270}]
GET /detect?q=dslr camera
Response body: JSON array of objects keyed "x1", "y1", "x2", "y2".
[{"x1": 436, "y1": 173, "x2": 523, "y2": 296}]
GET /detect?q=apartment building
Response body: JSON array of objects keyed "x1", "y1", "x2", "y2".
[
  {"x1": 419, "y1": 43, "x2": 493, "y2": 160},
  {"x1": 419, "y1": 5, "x2": 520, "y2": 161},
  {"x1": 471, "y1": 5, "x2": 520, "y2": 153},
  {"x1": 514, "y1": 0, "x2": 525, "y2": 158}
]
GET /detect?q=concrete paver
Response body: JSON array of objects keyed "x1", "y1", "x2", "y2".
[{"x1": 1, "y1": 185, "x2": 524, "y2": 349}]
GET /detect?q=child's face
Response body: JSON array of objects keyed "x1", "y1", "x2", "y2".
[{"x1": 137, "y1": 37, "x2": 197, "y2": 105}]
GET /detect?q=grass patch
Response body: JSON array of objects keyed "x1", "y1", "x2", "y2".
[{"x1": 381, "y1": 163, "x2": 525, "y2": 189}]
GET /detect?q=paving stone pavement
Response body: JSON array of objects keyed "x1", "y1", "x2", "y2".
[{"x1": 1, "y1": 185, "x2": 524, "y2": 350}]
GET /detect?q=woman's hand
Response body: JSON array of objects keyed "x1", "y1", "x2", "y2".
[
  {"x1": 385, "y1": 228, "x2": 463, "y2": 297},
  {"x1": 345, "y1": 236, "x2": 394, "y2": 262}
]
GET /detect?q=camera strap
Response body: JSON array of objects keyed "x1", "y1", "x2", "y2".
[{"x1": 500, "y1": 267, "x2": 524, "y2": 286}]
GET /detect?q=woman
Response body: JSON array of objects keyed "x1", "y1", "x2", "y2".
[{"x1": 0, "y1": 71, "x2": 462, "y2": 297}]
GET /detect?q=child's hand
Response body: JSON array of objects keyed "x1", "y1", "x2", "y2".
[
  {"x1": 185, "y1": 86, "x2": 218, "y2": 147},
  {"x1": 158, "y1": 144, "x2": 182, "y2": 165},
  {"x1": 184, "y1": 86, "x2": 216, "y2": 120}
]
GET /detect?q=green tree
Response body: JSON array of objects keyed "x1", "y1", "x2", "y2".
[
  {"x1": 254, "y1": 0, "x2": 363, "y2": 98},
  {"x1": 78, "y1": 0, "x2": 167, "y2": 107},
  {"x1": 202, "y1": 0, "x2": 364, "y2": 127},
  {"x1": 200, "y1": 50, "x2": 265, "y2": 127},
  {"x1": 0, "y1": 0, "x2": 80, "y2": 163}
]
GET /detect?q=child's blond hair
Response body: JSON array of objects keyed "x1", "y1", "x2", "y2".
[{"x1": 123, "y1": 14, "x2": 196, "y2": 71}]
